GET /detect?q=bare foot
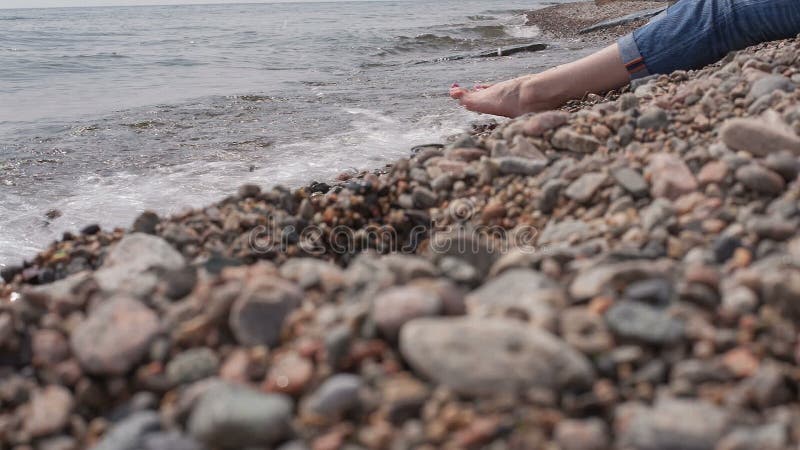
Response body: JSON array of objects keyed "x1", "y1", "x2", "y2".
[
  {"x1": 450, "y1": 44, "x2": 632, "y2": 118},
  {"x1": 449, "y1": 75, "x2": 558, "y2": 118}
]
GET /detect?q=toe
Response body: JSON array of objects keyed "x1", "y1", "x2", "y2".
[{"x1": 450, "y1": 86, "x2": 469, "y2": 99}]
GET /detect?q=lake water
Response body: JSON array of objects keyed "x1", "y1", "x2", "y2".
[{"x1": 0, "y1": 0, "x2": 596, "y2": 266}]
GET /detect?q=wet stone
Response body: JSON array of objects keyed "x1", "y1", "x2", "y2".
[
  {"x1": 237, "y1": 183, "x2": 261, "y2": 198},
  {"x1": 132, "y1": 211, "x2": 160, "y2": 235}
]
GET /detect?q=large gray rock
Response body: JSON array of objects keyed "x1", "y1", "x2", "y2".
[
  {"x1": 188, "y1": 383, "x2": 293, "y2": 449},
  {"x1": 228, "y1": 277, "x2": 302, "y2": 347},
  {"x1": 720, "y1": 111, "x2": 800, "y2": 157},
  {"x1": 749, "y1": 75, "x2": 795, "y2": 99},
  {"x1": 465, "y1": 268, "x2": 565, "y2": 329},
  {"x1": 615, "y1": 397, "x2": 729, "y2": 450},
  {"x1": 605, "y1": 301, "x2": 684, "y2": 345},
  {"x1": 71, "y1": 297, "x2": 160, "y2": 375},
  {"x1": 399, "y1": 317, "x2": 594, "y2": 396},
  {"x1": 94, "y1": 233, "x2": 185, "y2": 296},
  {"x1": 91, "y1": 411, "x2": 161, "y2": 450}
]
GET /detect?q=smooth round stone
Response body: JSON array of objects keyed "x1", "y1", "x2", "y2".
[
  {"x1": 611, "y1": 167, "x2": 649, "y2": 197},
  {"x1": 304, "y1": 374, "x2": 364, "y2": 419},
  {"x1": 764, "y1": 151, "x2": 800, "y2": 181},
  {"x1": 647, "y1": 154, "x2": 698, "y2": 199},
  {"x1": 623, "y1": 278, "x2": 673, "y2": 307},
  {"x1": 166, "y1": 348, "x2": 220, "y2": 385},
  {"x1": 616, "y1": 398, "x2": 728, "y2": 450},
  {"x1": 399, "y1": 317, "x2": 594, "y2": 396},
  {"x1": 23, "y1": 385, "x2": 74, "y2": 438},
  {"x1": 605, "y1": 301, "x2": 684, "y2": 345},
  {"x1": 92, "y1": 411, "x2": 161, "y2": 450},
  {"x1": 372, "y1": 286, "x2": 442, "y2": 341},
  {"x1": 749, "y1": 74, "x2": 795, "y2": 98},
  {"x1": 736, "y1": 164, "x2": 785, "y2": 195},
  {"x1": 720, "y1": 114, "x2": 800, "y2": 157},
  {"x1": 228, "y1": 278, "x2": 302, "y2": 348},
  {"x1": 188, "y1": 383, "x2": 293, "y2": 449},
  {"x1": 70, "y1": 297, "x2": 160, "y2": 376}
]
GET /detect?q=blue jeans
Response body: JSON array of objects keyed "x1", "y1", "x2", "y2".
[{"x1": 618, "y1": 0, "x2": 800, "y2": 79}]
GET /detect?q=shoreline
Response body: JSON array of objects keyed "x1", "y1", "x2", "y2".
[
  {"x1": 526, "y1": 0, "x2": 666, "y2": 43},
  {"x1": 3, "y1": 4, "x2": 800, "y2": 450}
]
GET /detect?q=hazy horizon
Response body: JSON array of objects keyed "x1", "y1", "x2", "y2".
[{"x1": 0, "y1": 0, "x2": 380, "y2": 9}]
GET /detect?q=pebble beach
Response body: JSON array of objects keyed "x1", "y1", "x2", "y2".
[{"x1": 3, "y1": 2, "x2": 800, "y2": 450}]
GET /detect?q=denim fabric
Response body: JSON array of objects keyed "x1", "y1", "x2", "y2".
[{"x1": 618, "y1": 0, "x2": 800, "y2": 79}]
